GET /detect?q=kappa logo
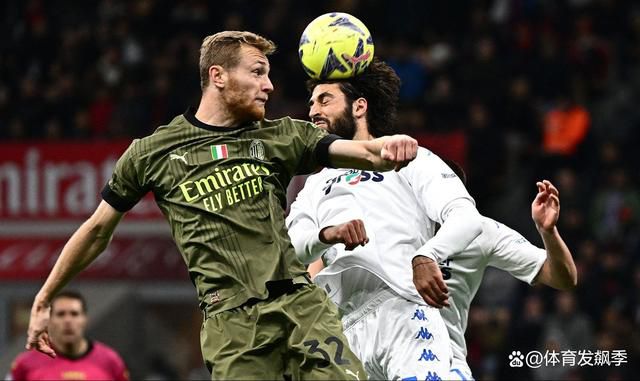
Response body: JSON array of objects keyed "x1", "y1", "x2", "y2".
[
  {"x1": 345, "y1": 369, "x2": 360, "y2": 380},
  {"x1": 249, "y1": 139, "x2": 265, "y2": 160},
  {"x1": 169, "y1": 152, "x2": 189, "y2": 164}
]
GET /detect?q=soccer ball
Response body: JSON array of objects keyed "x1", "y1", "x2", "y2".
[{"x1": 298, "y1": 12, "x2": 374, "y2": 80}]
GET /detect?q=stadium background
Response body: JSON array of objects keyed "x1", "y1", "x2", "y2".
[{"x1": 0, "y1": 0, "x2": 638, "y2": 379}]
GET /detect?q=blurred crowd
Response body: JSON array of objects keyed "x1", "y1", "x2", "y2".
[{"x1": 1, "y1": 0, "x2": 638, "y2": 379}]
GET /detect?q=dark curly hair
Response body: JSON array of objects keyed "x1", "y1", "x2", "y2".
[{"x1": 306, "y1": 58, "x2": 401, "y2": 138}]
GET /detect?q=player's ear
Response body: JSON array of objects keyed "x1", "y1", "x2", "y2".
[
  {"x1": 352, "y1": 97, "x2": 367, "y2": 118},
  {"x1": 209, "y1": 65, "x2": 227, "y2": 89}
]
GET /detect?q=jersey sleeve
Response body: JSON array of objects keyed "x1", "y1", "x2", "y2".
[
  {"x1": 113, "y1": 356, "x2": 129, "y2": 381},
  {"x1": 399, "y1": 148, "x2": 474, "y2": 223},
  {"x1": 8, "y1": 355, "x2": 25, "y2": 381},
  {"x1": 101, "y1": 140, "x2": 149, "y2": 212},
  {"x1": 290, "y1": 120, "x2": 339, "y2": 175},
  {"x1": 286, "y1": 175, "x2": 333, "y2": 264},
  {"x1": 486, "y1": 220, "x2": 547, "y2": 284},
  {"x1": 105, "y1": 346, "x2": 129, "y2": 381},
  {"x1": 401, "y1": 148, "x2": 482, "y2": 262}
]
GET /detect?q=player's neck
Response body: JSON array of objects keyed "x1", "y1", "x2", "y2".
[
  {"x1": 195, "y1": 93, "x2": 239, "y2": 127},
  {"x1": 353, "y1": 123, "x2": 373, "y2": 141},
  {"x1": 56, "y1": 338, "x2": 89, "y2": 358}
]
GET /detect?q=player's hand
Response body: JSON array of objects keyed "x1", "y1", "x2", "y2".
[
  {"x1": 319, "y1": 220, "x2": 369, "y2": 251},
  {"x1": 412, "y1": 256, "x2": 450, "y2": 308},
  {"x1": 380, "y1": 135, "x2": 418, "y2": 171},
  {"x1": 26, "y1": 300, "x2": 56, "y2": 358},
  {"x1": 532, "y1": 180, "x2": 560, "y2": 234}
]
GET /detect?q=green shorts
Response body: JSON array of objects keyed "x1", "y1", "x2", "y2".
[{"x1": 200, "y1": 280, "x2": 366, "y2": 380}]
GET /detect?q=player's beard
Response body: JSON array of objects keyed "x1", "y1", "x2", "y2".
[
  {"x1": 327, "y1": 105, "x2": 357, "y2": 139},
  {"x1": 224, "y1": 77, "x2": 266, "y2": 123}
]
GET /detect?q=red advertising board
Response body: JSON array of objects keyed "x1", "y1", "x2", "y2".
[
  {"x1": 0, "y1": 141, "x2": 162, "y2": 221},
  {"x1": 0, "y1": 141, "x2": 184, "y2": 280},
  {"x1": 0, "y1": 237, "x2": 186, "y2": 280}
]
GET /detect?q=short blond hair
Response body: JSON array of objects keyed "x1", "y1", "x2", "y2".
[{"x1": 199, "y1": 31, "x2": 276, "y2": 90}]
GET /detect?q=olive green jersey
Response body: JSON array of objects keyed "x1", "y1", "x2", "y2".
[{"x1": 102, "y1": 109, "x2": 338, "y2": 314}]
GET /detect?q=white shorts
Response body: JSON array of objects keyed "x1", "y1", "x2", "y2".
[
  {"x1": 448, "y1": 357, "x2": 474, "y2": 380},
  {"x1": 341, "y1": 286, "x2": 452, "y2": 380}
]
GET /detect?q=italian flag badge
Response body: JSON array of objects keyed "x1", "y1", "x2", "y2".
[{"x1": 210, "y1": 144, "x2": 228, "y2": 160}]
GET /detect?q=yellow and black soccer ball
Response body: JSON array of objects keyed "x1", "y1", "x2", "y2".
[{"x1": 298, "y1": 12, "x2": 374, "y2": 79}]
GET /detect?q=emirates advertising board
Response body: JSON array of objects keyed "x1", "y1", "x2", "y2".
[{"x1": 0, "y1": 141, "x2": 185, "y2": 280}]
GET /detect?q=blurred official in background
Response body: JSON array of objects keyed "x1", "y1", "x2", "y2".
[{"x1": 8, "y1": 291, "x2": 128, "y2": 381}]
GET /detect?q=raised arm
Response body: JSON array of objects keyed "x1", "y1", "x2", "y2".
[
  {"x1": 406, "y1": 153, "x2": 483, "y2": 308},
  {"x1": 531, "y1": 180, "x2": 577, "y2": 290},
  {"x1": 328, "y1": 134, "x2": 418, "y2": 171},
  {"x1": 26, "y1": 201, "x2": 124, "y2": 357}
]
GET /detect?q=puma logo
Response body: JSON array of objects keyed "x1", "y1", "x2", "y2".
[
  {"x1": 345, "y1": 369, "x2": 360, "y2": 380},
  {"x1": 169, "y1": 152, "x2": 188, "y2": 164}
]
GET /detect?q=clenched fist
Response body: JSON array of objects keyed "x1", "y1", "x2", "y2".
[
  {"x1": 380, "y1": 134, "x2": 418, "y2": 171},
  {"x1": 319, "y1": 219, "x2": 369, "y2": 251}
]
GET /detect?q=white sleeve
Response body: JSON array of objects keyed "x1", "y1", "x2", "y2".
[
  {"x1": 414, "y1": 198, "x2": 483, "y2": 262},
  {"x1": 401, "y1": 148, "x2": 483, "y2": 262},
  {"x1": 286, "y1": 177, "x2": 333, "y2": 265},
  {"x1": 400, "y1": 148, "x2": 476, "y2": 223},
  {"x1": 486, "y1": 220, "x2": 547, "y2": 284}
]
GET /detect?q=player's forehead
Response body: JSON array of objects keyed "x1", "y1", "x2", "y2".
[
  {"x1": 238, "y1": 45, "x2": 270, "y2": 68},
  {"x1": 51, "y1": 297, "x2": 84, "y2": 313},
  {"x1": 309, "y1": 83, "x2": 344, "y2": 103}
]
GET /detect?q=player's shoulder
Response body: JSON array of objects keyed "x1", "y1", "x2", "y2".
[
  {"x1": 260, "y1": 117, "x2": 314, "y2": 130},
  {"x1": 145, "y1": 113, "x2": 190, "y2": 137},
  {"x1": 252, "y1": 118, "x2": 321, "y2": 142},
  {"x1": 92, "y1": 341, "x2": 124, "y2": 361},
  {"x1": 93, "y1": 340, "x2": 118, "y2": 353},
  {"x1": 141, "y1": 114, "x2": 187, "y2": 142},
  {"x1": 481, "y1": 216, "x2": 523, "y2": 237},
  {"x1": 412, "y1": 146, "x2": 444, "y2": 165},
  {"x1": 400, "y1": 146, "x2": 445, "y2": 176},
  {"x1": 12, "y1": 350, "x2": 44, "y2": 367},
  {"x1": 480, "y1": 216, "x2": 528, "y2": 249},
  {"x1": 417, "y1": 146, "x2": 435, "y2": 157},
  {"x1": 122, "y1": 121, "x2": 184, "y2": 162},
  {"x1": 479, "y1": 216, "x2": 503, "y2": 237}
]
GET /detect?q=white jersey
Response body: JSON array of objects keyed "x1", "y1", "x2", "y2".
[
  {"x1": 441, "y1": 216, "x2": 546, "y2": 363},
  {"x1": 286, "y1": 147, "x2": 475, "y2": 305}
]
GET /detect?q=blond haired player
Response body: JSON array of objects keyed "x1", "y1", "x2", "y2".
[{"x1": 25, "y1": 31, "x2": 420, "y2": 380}]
